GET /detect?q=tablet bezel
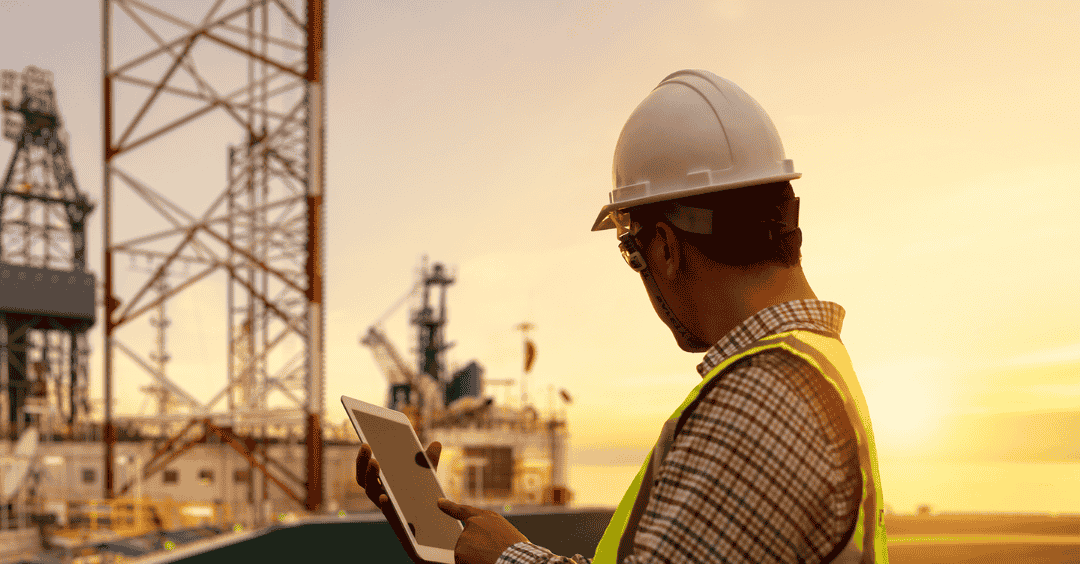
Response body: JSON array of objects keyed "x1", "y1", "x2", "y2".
[{"x1": 342, "y1": 395, "x2": 461, "y2": 564}]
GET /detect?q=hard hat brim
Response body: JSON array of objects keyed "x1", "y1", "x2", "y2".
[{"x1": 590, "y1": 172, "x2": 801, "y2": 231}]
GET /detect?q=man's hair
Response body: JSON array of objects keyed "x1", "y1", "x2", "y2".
[{"x1": 629, "y1": 181, "x2": 802, "y2": 267}]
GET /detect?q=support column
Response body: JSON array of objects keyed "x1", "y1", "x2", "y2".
[
  {"x1": 303, "y1": 0, "x2": 325, "y2": 514},
  {"x1": 102, "y1": 0, "x2": 115, "y2": 500}
]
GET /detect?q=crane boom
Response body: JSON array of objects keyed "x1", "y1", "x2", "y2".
[{"x1": 360, "y1": 326, "x2": 416, "y2": 387}]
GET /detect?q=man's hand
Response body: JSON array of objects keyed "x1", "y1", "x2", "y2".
[
  {"x1": 356, "y1": 441, "x2": 442, "y2": 563},
  {"x1": 437, "y1": 498, "x2": 530, "y2": 564}
]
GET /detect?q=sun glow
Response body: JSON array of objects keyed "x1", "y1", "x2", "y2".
[{"x1": 859, "y1": 358, "x2": 952, "y2": 456}]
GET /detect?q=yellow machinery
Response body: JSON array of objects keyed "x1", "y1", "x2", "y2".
[{"x1": 48, "y1": 496, "x2": 238, "y2": 547}]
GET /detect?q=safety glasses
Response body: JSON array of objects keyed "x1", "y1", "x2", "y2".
[{"x1": 609, "y1": 210, "x2": 648, "y2": 272}]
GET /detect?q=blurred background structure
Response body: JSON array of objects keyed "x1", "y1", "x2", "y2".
[
  {"x1": 1, "y1": 4, "x2": 336, "y2": 560},
  {"x1": 0, "y1": 65, "x2": 96, "y2": 441},
  {"x1": 360, "y1": 259, "x2": 573, "y2": 508},
  {"x1": 100, "y1": 0, "x2": 326, "y2": 511}
]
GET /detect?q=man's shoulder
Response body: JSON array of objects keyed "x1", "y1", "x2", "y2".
[
  {"x1": 693, "y1": 347, "x2": 851, "y2": 436},
  {"x1": 706, "y1": 346, "x2": 819, "y2": 397}
]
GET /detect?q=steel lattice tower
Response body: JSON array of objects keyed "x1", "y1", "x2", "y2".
[
  {"x1": 0, "y1": 66, "x2": 96, "y2": 438},
  {"x1": 102, "y1": 0, "x2": 325, "y2": 510}
]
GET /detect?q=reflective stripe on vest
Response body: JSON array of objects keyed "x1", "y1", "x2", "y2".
[{"x1": 593, "y1": 330, "x2": 889, "y2": 564}]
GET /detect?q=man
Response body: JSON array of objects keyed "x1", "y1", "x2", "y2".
[{"x1": 358, "y1": 70, "x2": 889, "y2": 564}]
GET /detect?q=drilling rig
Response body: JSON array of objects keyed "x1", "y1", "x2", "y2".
[
  {"x1": 0, "y1": 66, "x2": 95, "y2": 439},
  {"x1": 360, "y1": 259, "x2": 573, "y2": 507},
  {"x1": 360, "y1": 261, "x2": 478, "y2": 444}
]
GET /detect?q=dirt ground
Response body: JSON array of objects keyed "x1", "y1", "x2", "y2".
[{"x1": 886, "y1": 513, "x2": 1080, "y2": 563}]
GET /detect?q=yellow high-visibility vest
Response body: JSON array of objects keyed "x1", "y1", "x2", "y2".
[{"x1": 594, "y1": 330, "x2": 889, "y2": 563}]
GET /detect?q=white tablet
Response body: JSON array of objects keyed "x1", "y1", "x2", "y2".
[{"x1": 342, "y1": 395, "x2": 462, "y2": 564}]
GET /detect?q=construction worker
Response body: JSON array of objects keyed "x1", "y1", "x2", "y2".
[{"x1": 357, "y1": 69, "x2": 889, "y2": 563}]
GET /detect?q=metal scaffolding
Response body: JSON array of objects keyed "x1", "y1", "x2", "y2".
[{"x1": 101, "y1": 0, "x2": 325, "y2": 512}]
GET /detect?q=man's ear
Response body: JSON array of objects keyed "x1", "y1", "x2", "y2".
[{"x1": 652, "y1": 222, "x2": 681, "y2": 279}]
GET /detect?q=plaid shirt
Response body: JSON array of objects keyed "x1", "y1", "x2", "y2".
[{"x1": 498, "y1": 300, "x2": 861, "y2": 564}]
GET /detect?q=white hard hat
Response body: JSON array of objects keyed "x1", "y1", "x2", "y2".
[{"x1": 592, "y1": 70, "x2": 800, "y2": 231}]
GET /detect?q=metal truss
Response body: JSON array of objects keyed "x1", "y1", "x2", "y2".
[
  {"x1": 116, "y1": 417, "x2": 309, "y2": 509},
  {"x1": 0, "y1": 66, "x2": 95, "y2": 436},
  {"x1": 0, "y1": 67, "x2": 92, "y2": 272},
  {"x1": 102, "y1": 0, "x2": 325, "y2": 510}
]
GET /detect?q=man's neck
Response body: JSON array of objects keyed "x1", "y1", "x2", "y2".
[{"x1": 693, "y1": 264, "x2": 817, "y2": 348}]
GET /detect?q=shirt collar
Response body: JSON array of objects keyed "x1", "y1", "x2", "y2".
[{"x1": 695, "y1": 299, "x2": 846, "y2": 377}]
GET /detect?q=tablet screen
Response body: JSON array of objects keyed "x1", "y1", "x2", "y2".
[{"x1": 352, "y1": 408, "x2": 461, "y2": 550}]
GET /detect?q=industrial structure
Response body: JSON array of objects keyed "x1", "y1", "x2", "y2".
[
  {"x1": 0, "y1": 63, "x2": 100, "y2": 560},
  {"x1": 0, "y1": 3, "x2": 575, "y2": 562},
  {"x1": 0, "y1": 63, "x2": 98, "y2": 548},
  {"x1": 0, "y1": 2, "x2": 337, "y2": 560},
  {"x1": 100, "y1": 0, "x2": 327, "y2": 512},
  {"x1": 0, "y1": 5, "x2": 344, "y2": 561},
  {"x1": 0, "y1": 66, "x2": 96, "y2": 442},
  {"x1": 361, "y1": 260, "x2": 573, "y2": 508}
]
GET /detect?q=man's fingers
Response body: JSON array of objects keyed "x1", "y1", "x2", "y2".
[
  {"x1": 365, "y1": 457, "x2": 384, "y2": 503},
  {"x1": 366, "y1": 457, "x2": 381, "y2": 486},
  {"x1": 437, "y1": 498, "x2": 481, "y2": 521},
  {"x1": 356, "y1": 444, "x2": 371, "y2": 487},
  {"x1": 426, "y1": 441, "x2": 442, "y2": 470}
]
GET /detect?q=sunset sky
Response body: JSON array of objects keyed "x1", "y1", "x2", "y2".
[{"x1": 1, "y1": 0, "x2": 1078, "y2": 512}]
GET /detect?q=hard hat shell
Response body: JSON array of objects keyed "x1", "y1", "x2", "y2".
[{"x1": 592, "y1": 70, "x2": 799, "y2": 231}]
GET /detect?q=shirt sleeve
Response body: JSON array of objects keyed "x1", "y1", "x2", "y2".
[
  {"x1": 626, "y1": 352, "x2": 860, "y2": 563},
  {"x1": 496, "y1": 542, "x2": 592, "y2": 564}
]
